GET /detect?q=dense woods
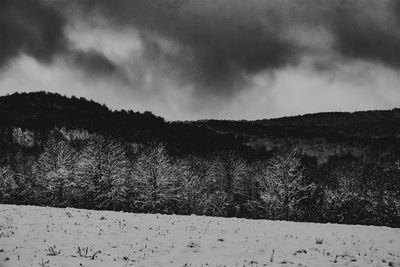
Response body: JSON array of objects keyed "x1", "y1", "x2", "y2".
[{"x1": 0, "y1": 92, "x2": 399, "y2": 227}]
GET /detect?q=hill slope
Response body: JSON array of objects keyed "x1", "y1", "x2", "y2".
[
  {"x1": 0, "y1": 91, "x2": 399, "y2": 161},
  {"x1": 0, "y1": 92, "x2": 242, "y2": 155},
  {"x1": 192, "y1": 110, "x2": 400, "y2": 162}
]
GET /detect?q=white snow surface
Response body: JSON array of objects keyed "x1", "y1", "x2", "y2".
[{"x1": 0, "y1": 204, "x2": 399, "y2": 267}]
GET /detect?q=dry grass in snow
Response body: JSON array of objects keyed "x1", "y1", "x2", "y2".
[{"x1": 0, "y1": 204, "x2": 399, "y2": 267}]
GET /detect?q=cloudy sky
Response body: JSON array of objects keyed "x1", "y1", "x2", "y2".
[{"x1": 1, "y1": 0, "x2": 400, "y2": 120}]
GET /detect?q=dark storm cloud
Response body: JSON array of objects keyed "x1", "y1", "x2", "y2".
[
  {"x1": 0, "y1": 0, "x2": 118, "y2": 76},
  {"x1": 68, "y1": 50, "x2": 119, "y2": 75},
  {"x1": 0, "y1": 0, "x2": 66, "y2": 67},
  {"x1": 63, "y1": 0, "x2": 400, "y2": 94},
  {"x1": 2, "y1": 0, "x2": 400, "y2": 96},
  {"x1": 328, "y1": 0, "x2": 400, "y2": 68},
  {"x1": 68, "y1": 0, "x2": 297, "y2": 94}
]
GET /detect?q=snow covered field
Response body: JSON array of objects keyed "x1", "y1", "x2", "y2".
[{"x1": 0, "y1": 205, "x2": 399, "y2": 267}]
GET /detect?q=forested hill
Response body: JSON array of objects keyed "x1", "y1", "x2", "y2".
[
  {"x1": 193, "y1": 109, "x2": 400, "y2": 141},
  {"x1": 0, "y1": 92, "x2": 399, "y2": 160},
  {"x1": 259, "y1": 110, "x2": 400, "y2": 138},
  {"x1": 191, "y1": 110, "x2": 400, "y2": 162},
  {"x1": 0, "y1": 92, "x2": 243, "y2": 155},
  {"x1": 0, "y1": 91, "x2": 163, "y2": 133}
]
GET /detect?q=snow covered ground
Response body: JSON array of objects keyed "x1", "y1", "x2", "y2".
[{"x1": 0, "y1": 204, "x2": 399, "y2": 267}]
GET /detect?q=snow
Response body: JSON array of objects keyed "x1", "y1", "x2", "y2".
[{"x1": 0, "y1": 204, "x2": 399, "y2": 267}]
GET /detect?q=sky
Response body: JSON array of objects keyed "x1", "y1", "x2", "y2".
[{"x1": 0, "y1": 0, "x2": 400, "y2": 121}]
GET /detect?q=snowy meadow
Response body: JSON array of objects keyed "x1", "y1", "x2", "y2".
[{"x1": 0, "y1": 204, "x2": 399, "y2": 267}]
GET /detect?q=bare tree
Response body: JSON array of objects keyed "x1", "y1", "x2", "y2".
[
  {"x1": 0, "y1": 166, "x2": 17, "y2": 203},
  {"x1": 206, "y1": 152, "x2": 248, "y2": 217},
  {"x1": 176, "y1": 156, "x2": 209, "y2": 215},
  {"x1": 132, "y1": 144, "x2": 178, "y2": 213},
  {"x1": 35, "y1": 136, "x2": 77, "y2": 206},
  {"x1": 324, "y1": 163, "x2": 373, "y2": 224},
  {"x1": 77, "y1": 134, "x2": 129, "y2": 210},
  {"x1": 258, "y1": 150, "x2": 315, "y2": 220}
]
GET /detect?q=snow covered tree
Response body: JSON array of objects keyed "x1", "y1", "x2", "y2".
[
  {"x1": 176, "y1": 156, "x2": 209, "y2": 215},
  {"x1": 132, "y1": 144, "x2": 178, "y2": 213},
  {"x1": 323, "y1": 162, "x2": 373, "y2": 224},
  {"x1": 35, "y1": 136, "x2": 77, "y2": 206},
  {"x1": 8, "y1": 149, "x2": 36, "y2": 205},
  {"x1": 258, "y1": 150, "x2": 316, "y2": 220},
  {"x1": 242, "y1": 162, "x2": 269, "y2": 219},
  {"x1": 206, "y1": 152, "x2": 248, "y2": 217},
  {"x1": 76, "y1": 134, "x2": 129, "y2": 210},
  {"x1": 12, "y1": 128, "x2": 35, "y2": 147},
  {"x1": 0, "y1": 166, "x2": 18, "y2": 203}
]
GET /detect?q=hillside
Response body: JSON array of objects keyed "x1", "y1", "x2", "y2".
[
  {"x1": 1, "y1": 204, "x2": 399, "y2": 267},
  {"x1": 192, "y1": 110, "x2": 400, "y2": 162},
  {"x1": 194, "y1": 109, "x2": 400, "y2": 140},
  {"x1": 0, "y1": 92, "x2": 243, "y2": 155},
  {"x1": 0, "y1": 91, "x2": 399, "y2": 161}
]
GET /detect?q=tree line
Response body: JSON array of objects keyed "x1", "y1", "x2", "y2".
[{"x1": 0, "y1": 128, "x2": 399, "y2": 227}]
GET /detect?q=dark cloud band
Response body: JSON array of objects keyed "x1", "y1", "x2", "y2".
[
  {"x1": 1, "y1": 0, "x2": 400, "y2": 95},
  {"x1": 68, "y1": 0, "x2": 400, "y2": 92},
  {"x1": 0, "y1": 0, "x2": 66, "y2": 67},
  {"x1": 0, "y1": 0, "x2": 118, "y2": 77}
]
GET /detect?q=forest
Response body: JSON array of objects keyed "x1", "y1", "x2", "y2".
[{"x1": 0, "y1": 92, "x2": 399, "y2": 227}]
